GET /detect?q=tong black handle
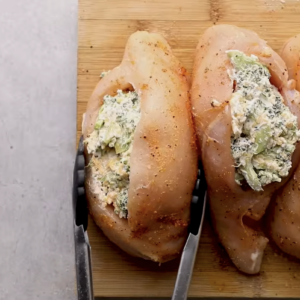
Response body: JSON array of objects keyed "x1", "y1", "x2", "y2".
[
  {"x1": 189, "y1": 163, "x2": 207, "y2": 235},
  {"x1": 73, "y1": 137, "x2": 88, "y2": 230},
  {"x1": 73, "y1": 137, "x2": 94, "y2": 300}
]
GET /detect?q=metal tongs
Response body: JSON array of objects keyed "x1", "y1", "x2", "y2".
[
  {"x1": 73, "y1": 137, "x2": 94, "y2": 300},
  {"x1": 172, "y1": 165, "x2": 207, "y2": 300},
  {"x1": 73, "y1": 137, "x2": 206, "y2": 300}
]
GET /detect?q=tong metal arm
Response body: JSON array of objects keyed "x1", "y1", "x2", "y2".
[{"x1": 172, "y1": 166, "x2": 207, "y2": 300}]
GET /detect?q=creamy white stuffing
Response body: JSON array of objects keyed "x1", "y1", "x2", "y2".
[
  {"x1": 228, "y1": 50, "x2": 300, "y2": 191},
  {"x1": 85, "y1": 89, "x2": 141, "y2": 218},
  {"x1": 211, "y1": 99, "x2": 221, "y2": 107}
]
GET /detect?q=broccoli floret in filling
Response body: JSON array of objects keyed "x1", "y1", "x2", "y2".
[
  {"x1": 115, "y1": 189, "x2": 129, "y2": 218},
  {"x1": 227, "y1": 50, "x2": 300, "y2": 191}
]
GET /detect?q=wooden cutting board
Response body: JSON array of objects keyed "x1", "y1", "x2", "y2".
[{"x1": 77, "y1": 0, "x2": 300, "y2": 298}]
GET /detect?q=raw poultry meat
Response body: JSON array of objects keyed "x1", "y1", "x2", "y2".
[
  {"x1": 83, "y1": 31, "x2": 198, "y2": 263},
  {"x1": 191, "y1": 25, "x2": 300, "y2": 274},
  {"x1": 268, "y1": 34, "x2": 300, "y2": 259}
]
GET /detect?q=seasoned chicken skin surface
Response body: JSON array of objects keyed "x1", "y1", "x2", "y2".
[
  {"x1": 191, "y1": 25, "x2": 300, "y2": 274},
  {"x1": 82, "y1": 31, "x2": 198, "y2": 263},
  {"x1": 269, "y1": 34, "x2": 300, "y2": 259}
]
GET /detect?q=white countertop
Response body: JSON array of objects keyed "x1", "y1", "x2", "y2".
[{"x1": 0, "y1": 1, "x2": 78, "y2": 299}]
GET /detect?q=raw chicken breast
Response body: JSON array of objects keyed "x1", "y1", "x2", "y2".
[
  {"x1": 191, "y1": 25, "x2": 300, "y2": 274},
  {"x1": 280, "y1": 35, "x2": 300, "y2": 91},
  {"x1": 268, "y1": 34, "x2": 300, "y2": 259},
  {"x1": 83, "y1": 31, "x2": 198, "y2": 263}
]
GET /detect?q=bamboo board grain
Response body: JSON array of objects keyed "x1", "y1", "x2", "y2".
[{"x1": 77, "y1": 0, "x2": 300, "y2": 298}]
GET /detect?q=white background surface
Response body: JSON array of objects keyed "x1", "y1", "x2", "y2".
[{"x1": 0, "y1": 0, "x2": 78, "y2": 299}]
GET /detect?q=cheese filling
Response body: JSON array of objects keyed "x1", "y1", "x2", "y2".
[
  {"x1": 85, "y1": 89, "x2": 141, "y2": 218},
  {"x1": 228, "y1": 50, "x2": 300, "y2": 191}
]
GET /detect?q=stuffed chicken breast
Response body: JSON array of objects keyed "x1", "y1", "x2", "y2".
[
  {"x1": 82, "y1": 31, "x2": 198, "y2": 263},
  {"x1": 268, "y1": 34, "x2": 300, "y2": 259},
  {"x1": 191, "y1": 25, "x2": 300, "y2": 274}
]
